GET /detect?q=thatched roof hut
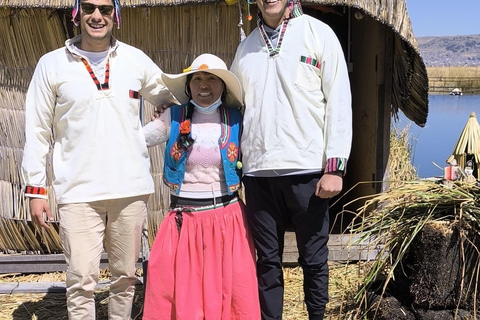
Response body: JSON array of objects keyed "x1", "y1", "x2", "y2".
[
  {"x1": 0, "y1": 0, "x2": 429, "y2": 252},
  {"x1": 447, "y1": 112, "x2": 480, "y2": 179}
]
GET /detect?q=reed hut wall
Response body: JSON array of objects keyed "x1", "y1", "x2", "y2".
[
  {"x1": 0, "y1": 0, "x2": 429, "y2": 252},
  {"x1": 1, "y1": 8, "x2": 66, "y2": 253}
]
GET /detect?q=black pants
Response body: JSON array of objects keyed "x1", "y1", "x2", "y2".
[{"x1": 243, "y1": 174, "x2": 329, "y2": 320}]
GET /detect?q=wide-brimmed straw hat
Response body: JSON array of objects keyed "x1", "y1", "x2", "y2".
[{"x1": 161, "y1": 54, "x2": 243, "y2": 109}]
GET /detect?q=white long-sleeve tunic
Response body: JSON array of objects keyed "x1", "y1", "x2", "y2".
[
  {"x1": 231, "y1": 14, "x2": 352, "y2": 175},
  {"x1": 21, "y1": 35, "x2": 176, "y2": 204}
]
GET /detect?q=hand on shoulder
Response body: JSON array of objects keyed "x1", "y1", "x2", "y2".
[{"x1": 151, "y1": 103, "x2": 174, "y2": 121}]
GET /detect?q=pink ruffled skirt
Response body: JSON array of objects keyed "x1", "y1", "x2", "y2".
[{"x1": 143, "y1": 200, "x2": 260, "y2": 320}]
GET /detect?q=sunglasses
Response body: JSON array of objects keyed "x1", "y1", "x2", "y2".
[{"x1": 80, "y1": 3, "x2": 114, "y2": 15}]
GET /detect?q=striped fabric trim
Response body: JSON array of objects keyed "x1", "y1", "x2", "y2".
[
  {"x1": 25, "y1": 186, "x2": 47, "y2": 196},
  {"x1": 129, "y1": 90, "x2": 140, "y2": 99},
  {"x1": 300, "y1": 56, "x2": 321, "y2": 69},
  {"x1": 81, "y1": 58, "x2": 110, "y2": 90},
  {"x1": 219, "y1": 106, "x2": 231, "y2": 149},
  {"x1": 325, "y1": 158, "x2": 347, "y2": 173},
  {"x1": 258, "y1": 19, "x2": 289, "y2": 58},
  {"x1": 72, "y1": 0, "x2": 80, "y2": 26},
  {"x1": 113, "y1": 0, "x2": 122, "y2": 28},
  {"x1": 290, "y1": 1, "x2": 303, "y2": 17}
]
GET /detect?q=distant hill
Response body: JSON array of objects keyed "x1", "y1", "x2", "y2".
[{"x1": 417, "y1": 34, "x2": 480, "y2": 67}]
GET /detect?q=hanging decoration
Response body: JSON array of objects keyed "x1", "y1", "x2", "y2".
[{"x1": 237, "y1": 0, "x2": 247, "y2": 41}]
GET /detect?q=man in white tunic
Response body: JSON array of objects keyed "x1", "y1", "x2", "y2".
[
  {"x1": 21, "y1": 0, "x2": 176, "y2": 318},
  {"x1": 231, "y1": 0, "x2": 352, "y2": 319}
]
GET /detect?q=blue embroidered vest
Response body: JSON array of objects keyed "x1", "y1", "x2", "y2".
[{"x1": 163, "y1": 104, "x2": 242, "y2": 195}]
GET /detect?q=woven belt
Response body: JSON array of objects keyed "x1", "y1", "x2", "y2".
[{"x1": 170, "y1": 193, "x2": 239, "y2": 212}]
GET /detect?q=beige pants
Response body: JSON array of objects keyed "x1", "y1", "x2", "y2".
[{"x1": 59, "y1": 195, "x2": 148, "y2": 320}]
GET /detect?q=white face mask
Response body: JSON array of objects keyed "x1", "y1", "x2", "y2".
[{"x1": 190, "y1": 96, "x2": 223, "y2": 114}]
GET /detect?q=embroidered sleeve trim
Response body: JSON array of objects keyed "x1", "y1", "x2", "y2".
[
  {"x1": 325, "y1": 158, "x2": 347, "y2": 174},
  {"x1": 25, "y1": 186, "x2": 47, "y2": 196},
  {"x1": 129, "y1": 90, "x2": 140, "y2": 99},
  {"x1": 300, "y1": 56, "x2": 321, "y2": 69}
]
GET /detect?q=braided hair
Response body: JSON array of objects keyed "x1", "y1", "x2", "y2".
[{"x1": 176, "y1": 103, "x2": 195, "y2": 152}]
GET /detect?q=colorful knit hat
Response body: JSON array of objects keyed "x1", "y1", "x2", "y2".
[{"x1": 72, "y1": 0, "x2": 122, "y2": 29}]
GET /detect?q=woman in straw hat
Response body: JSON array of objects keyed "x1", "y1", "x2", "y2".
[{"x1": 142, "y1": 53, "x2": 260, "y2": 320}]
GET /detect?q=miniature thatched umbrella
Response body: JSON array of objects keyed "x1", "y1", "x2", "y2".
[{"x1": 446, "y1": 112, "x2": 480, "y2": 179}]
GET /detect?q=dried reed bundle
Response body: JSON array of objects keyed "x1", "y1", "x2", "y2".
[
  {"x1": 0, "y1": 219, "x2": 20, "y2": 251},
  {"x1": 0, "y1": 109, "x2": 25, "y2": 149},
  {"x1": 0, "y1": 9, "x2": 66, "y2": 88},
  {"x1": 388, "y1": 124, "x2": 418, "y2": 185},
  {"x1": 0, "y1": 267, "x2": 140, "y2": 320},
  {"x1": 282, "y1": 264, "x2": 368, "y2": 319},
  {"x1": 349, "y1": 180, "x2": 480, "y2": 312},
  {"x1": 0, "y1": 147, "x2": 23, "y2": 185},
  {"x1": 0, "y1": 88, "x2": 27, "y2": 109},
  {"x1": 0, "y1": 219, "x2": 32, "y2": 252},
  {"x1": 392, "y1": 34, "x2": 428, "y2": 127},
  {"x1": 0, "y1": 181, "x2": 14, "y2": 219},
  {"x1": 0, "y1": 219, "x2": 62, "y2": 254},
  {"x1": 0, "y1": 8, "x2": 64, "y2": 253}
]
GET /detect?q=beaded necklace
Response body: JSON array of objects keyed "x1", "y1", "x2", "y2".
[
  {"x1": 257, "y1": 1, "x2": 303, "y2": 57},
  {"x1": 81, "y1": 58, "x2": 110, "y2": 90}
]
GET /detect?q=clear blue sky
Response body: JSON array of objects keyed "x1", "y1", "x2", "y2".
[{"x1": 405, "y1": 0, "x2": 480, "y2": 37}]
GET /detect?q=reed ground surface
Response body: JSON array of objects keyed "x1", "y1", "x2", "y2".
[{"x1": 0, "y1": 262, "x2": 369, "y2": 320}]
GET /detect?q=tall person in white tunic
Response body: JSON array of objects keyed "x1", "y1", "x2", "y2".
[{"x1": 231, "y1": 0, "x2": 352, "y2": 319}]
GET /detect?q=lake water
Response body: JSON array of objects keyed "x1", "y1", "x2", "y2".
[{"x1": 395, "y1": 94, "x2": 480, "y2": 178}]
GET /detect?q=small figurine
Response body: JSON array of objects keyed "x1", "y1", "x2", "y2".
[{"x1": 463, "y1": 159, "x2": 477, "y2": 183}]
